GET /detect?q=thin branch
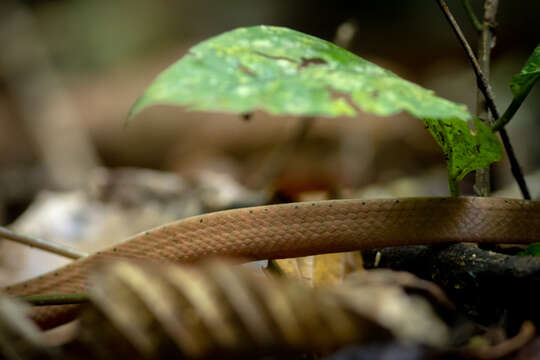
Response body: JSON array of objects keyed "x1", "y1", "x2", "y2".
[
  {"x1": 436, "y1": 0, "x2": 531, "y2": 200},
  {"x1": 473, "y1": 0, "x2": 499, "y2": 197},
  {"x1": 476, "y1": 0, "x2": 498, "y2": 128},
  {"x1": 492, "y1": 92, "x2": 527, "y2": 132},
  {"x1": 460, "y1": 0, "x2": 483, "y2": 32},
  {"x1": 17, "y1": 293, "x2": 89, "y2": 306},
  {"x1": 435, "y1": 0, "x2": 497, "y2": 117},
  {"x1": 0, "y1": 226, "x2": 87, "y2": 259}
]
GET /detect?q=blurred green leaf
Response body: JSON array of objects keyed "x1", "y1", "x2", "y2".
[
  {"x1": 493, "y1": 43, "x2": 540, "y2": 131},
  {"x1": 130, "y1": 26, "x2": 504, "y2": 195},
  {"x1": 518, "y1": 243, "x2": 540, "y2": 257},
  {"x1": 130, "y1": 26, "x2": 470, "y2": 120},
  {"x1": 510, "y1": 43, "x2": 540, "y2": 98},
  {"x1": 423, "y1": 117, "x2": 502, "y2": 196}
]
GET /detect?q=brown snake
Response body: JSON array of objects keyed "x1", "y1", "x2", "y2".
[{"x1": 3, "y1": 196, "x2": 540, "y2": 329}]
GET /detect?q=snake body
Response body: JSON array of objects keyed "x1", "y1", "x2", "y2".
[{"x1": 4, "y1": 196, "x2": 540, "y2": 329}]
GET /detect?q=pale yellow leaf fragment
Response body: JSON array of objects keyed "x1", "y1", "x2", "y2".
[{"x1": 273, "y1": 252, "x2": 364, "y2": 286}]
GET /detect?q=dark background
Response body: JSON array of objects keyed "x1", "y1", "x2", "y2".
[{"x1": 1, "y1": 0, "x2": 539, "y2": 207}]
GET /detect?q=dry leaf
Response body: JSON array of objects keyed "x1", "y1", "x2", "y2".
[
  {"x1": 77, "y1": 260, "x2": 449, "y2": 359},
  {"x1": 272, "y1": 251, "x2": 364, "y2": 286}
]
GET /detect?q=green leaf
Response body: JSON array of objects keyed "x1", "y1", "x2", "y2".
[
  {"x1": 493, "y1": 43, "x2": 540, "y2": 131},
  {"x1": 423, "y1": 117, "x2": 502, "y2": 196},
  {"x1": 129, "y1": 26, "x2": 503, "y2": 195},
  {"x1": 518, "y1": 243, "x2": 540, "y2": 257},
  {"x1": 129, "y1": 26, "x2": 470, "y2": 120},
  {"x1": 510, "y1": 43, "x2": 540, "y2": 98}
]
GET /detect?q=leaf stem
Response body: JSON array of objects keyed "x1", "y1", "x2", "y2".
[
  {"x1": 17, "y1": 293, "x2": 89, "y2": 306},
  {"x1": 435, "y1": 0, "x2": 531, "y2": 200},
  {"x1": 492, "y1": 91, "x2": 528, "y2": 132},
  {"x1": 449, "y1": 177, "x2": 460, "y2": 197},
  {"x1": 0, "y1": 226, "x2": 87, "y2": 259},
  {"x1": 460, "y1": 0, "x2": 483, "y2": 32}
]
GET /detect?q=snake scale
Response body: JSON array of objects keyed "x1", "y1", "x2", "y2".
[{"x1": 3, "y1": 196, "x2": 540, "y2": 329}]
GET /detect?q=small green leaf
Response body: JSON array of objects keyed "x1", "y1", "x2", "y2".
[
  {"x1": 493, "y1": 43, "x2": 540, "y2": 131},
  {"x1": 129, "y1": 26, "x2": 470, "y2": 121},
  {"x1": 518, "y1": 243, "x2": 540, "y2": 257},
  {"x1": 510, "y1": 43, "x2": 540, "y2": 98},
  {"x1": 423, "y1": 117, "x2": 502, "y2": 196}
]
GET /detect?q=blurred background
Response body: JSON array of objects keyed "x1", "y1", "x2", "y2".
[{"x1": 0, "y1": 0, "x2": 539, "y2": 281}]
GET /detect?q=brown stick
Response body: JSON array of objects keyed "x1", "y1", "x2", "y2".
[
  {"x1": 474, "y1": 0, "x2": 498, "y2": 196},
  {"x1": 0, "y1": 226, "x2": 87, "y2": 259}
]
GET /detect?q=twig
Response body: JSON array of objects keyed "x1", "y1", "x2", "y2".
[
  {"x1": 0, "y1": 226, "x2": 87, "y2": 259},
  {"x1": 460, "y1": 0, "x2": 483, "y2": 32},
  {"x1": 435, "y1": 0, "x2": 497, "y2": 117},
  {"x1": 17, "y1": 293, "x2": 89, "y2": 306},
  {"x1": 476, "y1": 0, "x2": 498, "y2": 128},
  {"x1": 473, "y1": 0, "x2": 499, "y2": 196},
  {"x1": 436, "y1": 0, "x2": 531, "y2": 200}
]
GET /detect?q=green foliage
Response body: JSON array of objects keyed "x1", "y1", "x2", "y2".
[
  {"x1": 130, "y1": 26, "x2": 469, "y2": 120},
  {"x1": 130, "y1": 25, "x2": 503, "y2": 194},
  {"x1": 509, "y1": 43, "x2": 540, "y2": 98},
  {"x1": 493, "y1": 43, "x2": 540, "y2": 131},
  {"x1": 423, "y1": 118, "x2": 502, "y2": 196},
  {"x1": 518, "y1": 243, "x2": 540, "y2": 257}
]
